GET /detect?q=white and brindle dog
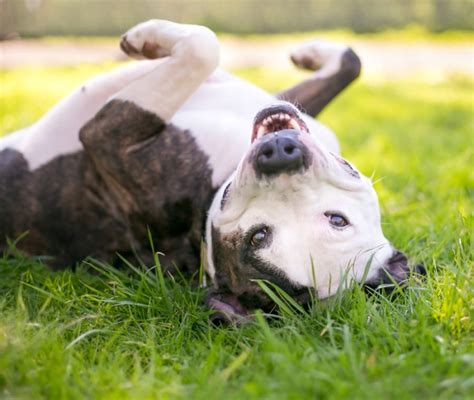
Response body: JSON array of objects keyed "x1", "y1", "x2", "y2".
[{"x1": 0, "y1": 20, "x2": 422, "y2": 322}]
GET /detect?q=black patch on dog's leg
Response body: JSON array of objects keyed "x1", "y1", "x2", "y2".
[{"x1": 277, "y1": 48, "x2": 361, "y2": 117}]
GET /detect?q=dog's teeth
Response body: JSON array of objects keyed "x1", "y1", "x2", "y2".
[
  {"x1": 257, "y1": 113, "x2": 302, "y2": 136},
  {"x1": 289, "y1": 118, "x2": 300, "y2": 130},
  {"x1": 257, "y1": 125, "x2": 267, "y2": 138}
]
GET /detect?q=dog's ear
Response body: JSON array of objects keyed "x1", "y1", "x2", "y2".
[{"x1": 365, "y1": 249, "x2": 426, "y2": 292}]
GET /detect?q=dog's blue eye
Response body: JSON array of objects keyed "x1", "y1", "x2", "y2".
[
  {"x1": 325, "y1": 212, "x2": 349, "y2": 228},
  {"x1": 250, "y1": 228, "x2": 268, "y2": 247}
]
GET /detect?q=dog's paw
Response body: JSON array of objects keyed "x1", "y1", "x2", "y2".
[
  {"x1": 290, "y1": 39, "x2": 348, "y2": 71},
  {"x1": 120, "y1": 20, "x2": 171, "y2": 60}
]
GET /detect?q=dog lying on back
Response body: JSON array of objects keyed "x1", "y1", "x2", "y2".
[{"x1": 0, "y1": 20, "x2": 422, "y2": 322}]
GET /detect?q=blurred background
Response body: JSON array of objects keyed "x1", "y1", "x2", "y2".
[
  {"x1": 1, "y1": 0, "x2": 472, "y2": 36},
  {"x1": 0, "y1": 0, "x2": 472, "y2": 76}
]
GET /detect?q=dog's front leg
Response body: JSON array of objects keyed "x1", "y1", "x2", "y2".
[
  {"x1": 79, "y1": 19, "x2": 219, "y2": 193},
  {"x1": 81, "y1": 19, "x2": 220, "y2": 148},
  {"x1": 113, "y1": 20, "x2": 220, "y2": 121},
  {"x1": 277, "y1": 40, "x2": 361, "y2": 116},
  {"x1": 78, "y1": 20, "x2": 219, "y2": 256}
]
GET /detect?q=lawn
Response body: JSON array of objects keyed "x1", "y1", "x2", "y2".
[{"x1": 0, "y1": 59, "x2": 473, "y2": 399}]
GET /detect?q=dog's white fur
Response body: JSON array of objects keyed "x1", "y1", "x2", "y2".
[{"x1": 1, "y1": 20, "x2": 392, "y2": 298}]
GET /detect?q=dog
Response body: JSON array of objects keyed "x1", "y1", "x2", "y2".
[{"x1": 0, "y1": 20, "x2": 422, "y2": 322}]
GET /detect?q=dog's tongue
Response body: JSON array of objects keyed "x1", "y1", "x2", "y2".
[{"x1": 206, "y1": 293, "x2": 252, "y2": 325}]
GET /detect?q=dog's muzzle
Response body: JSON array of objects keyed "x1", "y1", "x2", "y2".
[{"x1": 251, "y1": 103, "x2": 311, "y2": 177}]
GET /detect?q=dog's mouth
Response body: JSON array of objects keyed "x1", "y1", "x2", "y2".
[{"x1": 251, "y1": 103, "x2": 309, "y2": 142}]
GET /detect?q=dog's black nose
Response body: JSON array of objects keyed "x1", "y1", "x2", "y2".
[{"x1": 255, "y1": 130, "x2": 306, "y2": 176}]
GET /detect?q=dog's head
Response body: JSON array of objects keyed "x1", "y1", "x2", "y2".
[{"x1": 205, "y1": 102, "x2": 419, "y2": 323}]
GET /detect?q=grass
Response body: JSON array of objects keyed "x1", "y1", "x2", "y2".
[{"x1": 1, "y1": 59, "x2": 473, "y2": 399}]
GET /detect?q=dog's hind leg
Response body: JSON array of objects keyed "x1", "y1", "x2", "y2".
[{"x1": 277, "y1": 40, "x2": 361, "y2": 117}]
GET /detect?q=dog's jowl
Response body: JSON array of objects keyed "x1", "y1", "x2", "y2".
[{"x1": 0, "y1": 19, "x2": 421, "y2": 318}]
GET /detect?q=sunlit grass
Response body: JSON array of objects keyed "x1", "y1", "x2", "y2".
[
  {"x1": 0, "y1": 61, "x2": 473, "y2": 398},
  {"x1": 0, "y1": 62, "x2": 124, "y2": 134}
]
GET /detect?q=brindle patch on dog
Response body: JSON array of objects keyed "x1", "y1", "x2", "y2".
[
  {"x1": 0, "y1": 148, "x2": 128, "y2": 268},
  {"x1": 1, "y1": 100, "x2": 214, "y2": 272},
  {"x1": 80, "y1": 100, "x2": 216, "y2": 273}
]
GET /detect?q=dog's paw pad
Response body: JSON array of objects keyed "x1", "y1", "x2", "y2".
[
  {"x1": 290, "y1": 40, "x2": 347, "y2": 72},
  {"x1": 120, "y1": 35, "x2": 140, "y2": 57},
  {"x1": 290, "y1": 52, "x2": 322, "y2": 71},
  {"x1": 120, "y1": 21, "x2": 169, "y2": 60}
]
